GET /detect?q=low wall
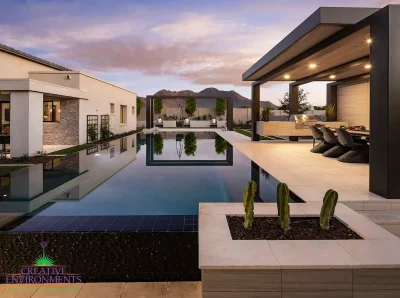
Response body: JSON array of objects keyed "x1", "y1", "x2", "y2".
[
  {"x1": 137, "y1": 107, "x2": 326, "y2": 123},
  {"x1": 0, "y1": 231, "x2": 200, "y2": 282}
]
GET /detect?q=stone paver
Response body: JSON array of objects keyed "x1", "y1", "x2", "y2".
[
  {"x1": 0, "y1": 283, "x2": 201, "y2": 298},
  {"x1": 166, "y1": 282, "x2": 202, "y2": 298},
  {"x1": 122, "y1": 282, "x2": 168, "y2": 298},
  {"x1": 0, "y1": 284, "x2": 41, "y2": 298},
  {"x1": 31, "y1": 284, "x2": 83, "y2": 298},
  {"x1": 76, "y1": 283, "x2": 125, "y2": 298}
]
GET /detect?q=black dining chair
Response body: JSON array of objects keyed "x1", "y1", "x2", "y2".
[
  {"x1": 310, "y1": 125, "x2": 333, "y2": 154},
  {"x1": 321, "y1": 127, "x2": 350, "y2": 158},
  {"x1": 336, "y1": 128, "x2": 369, "y2": 163},
  {"x1": 310, "y1": 125, "x2": 323, "y2": 148}
]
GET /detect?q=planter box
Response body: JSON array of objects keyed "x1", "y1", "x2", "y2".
[
  {"x1": 162, "y1": 120, "x2": 177, "y2": 128},
  {"x1": 199, "y1": 203, "x2": 400, "y2": 298},
  {"x1": 190, "y1": 120, "x2": 211, "y2": 128}
]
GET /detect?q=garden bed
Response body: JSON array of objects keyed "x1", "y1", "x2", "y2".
[{"x1": 227, "y1": 216, "x2": 362, "y2": 240}]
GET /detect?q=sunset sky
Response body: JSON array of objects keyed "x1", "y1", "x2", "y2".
[{"x1": 1, "y1": 0, "x2": 398, "y2": 106}]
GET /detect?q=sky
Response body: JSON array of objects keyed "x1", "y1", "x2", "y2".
[{"x1": 1, "y1": 0, "x2": 399, "y2": 106}]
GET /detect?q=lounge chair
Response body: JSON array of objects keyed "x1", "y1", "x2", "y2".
[
  {"x1": 336, "y1": 128, "x2": 369, "y2": 163},
  {"x1": 321, "y1": 127, "x2": 350, "y2": 158},
  {"x1": 310, "y1": 125, "x2": 332, "y2": 154}
]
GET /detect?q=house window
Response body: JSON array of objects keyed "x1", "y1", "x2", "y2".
[
  {"x1": 120, "y1": 105, "x2": 127, "y2": 124},
  {"x1": 132, "y1": 137, "x2": 135, "y2": 148},
  {"x1": 132, "y1": 106, "x2": 135, "y2": 115},
  {"x1": 43, "y1": 101, "x2": 60, "y2": 122},
  {"x1": 110, "y1": 103, "x2": 115, "y2": 114}
]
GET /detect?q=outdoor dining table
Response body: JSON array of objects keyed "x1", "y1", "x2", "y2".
[{"x1": 328, "y1": 127, "x2": 370, "y2": 137}]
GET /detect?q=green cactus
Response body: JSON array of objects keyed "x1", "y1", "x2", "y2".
[
  {"x1": 277, "y1": 183, "x2": 290, "y2": 231},
  {"x1": 320, "y1": 189, "x2": 339, "y2": 231},
  {"x1": 243, "y1": 181, "x2": 257, "y2": 230}
]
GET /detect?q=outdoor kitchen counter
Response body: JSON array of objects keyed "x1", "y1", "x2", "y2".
[{"x1": 256, "y1": 121, "x2": 348, "y2": 137}]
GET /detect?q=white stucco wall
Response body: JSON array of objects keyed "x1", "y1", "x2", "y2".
[
  {"x1": 78, "y1": 73, "x2": 136, "y2": 144},
  {"x1": 10, "y1": 91, "x2": 44, "y2": 157},
  {"x1": 0, "y1": 51, "x2": 56, "y2": 78}
]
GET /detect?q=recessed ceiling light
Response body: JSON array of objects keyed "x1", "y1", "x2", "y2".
[
  {"x1": 365, "y1": 64, "x2": 372, "y2": 69},
  {"x1": 284, "y1": 74, "x2": 290, "y2": 79},
  {"x1": 366, "y1": 38, "x2": 372, "y2": 44},
  {"x1": 329, "y1": 75, "x2": 336, "y2": 79},
  {"x1": 308, "y1": 63, "x2": 317, "y2": 69}
]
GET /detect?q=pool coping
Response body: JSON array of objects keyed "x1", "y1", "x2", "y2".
[{"x1": 199, "y1": 202, "x2": 400, "y2": 270}]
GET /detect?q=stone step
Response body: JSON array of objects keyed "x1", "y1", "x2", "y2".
[{"x1": 359, "y1": 211, "x2": 400, "y2": 237}]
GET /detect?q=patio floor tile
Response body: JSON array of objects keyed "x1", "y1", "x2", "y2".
[
  {"x1": 122, "y1": 282, "x2": 167, "y2": 298},
  {"x1": 76, "y1": 283, "x2": 125, "y2": 298},
  {"x1": 166, "y1": 282, "x2": 202, "y2": 298}
]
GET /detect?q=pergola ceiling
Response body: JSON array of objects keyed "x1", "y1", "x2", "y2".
[
  {"x1": 273, "y1": 26, "x2": 371, "y2": 82},
  {"x1": 243, "y1": 7, "x2": 379, "y2": 84}
]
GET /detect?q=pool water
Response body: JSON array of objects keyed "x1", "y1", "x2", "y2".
[{"x1": 0, "y1": 132, "x2": 302, "y2": 232}]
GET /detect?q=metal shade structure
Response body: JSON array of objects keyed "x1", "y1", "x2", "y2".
[
  {"x1": 145, "y1": 95, "x2": 233, "y2": 131},
  {"x1": 242, "y1": 5, "x2": 400, "y2": 199}
]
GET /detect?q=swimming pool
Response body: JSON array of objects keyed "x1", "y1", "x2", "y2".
[
  {"x1": 0, "y1": 131, "x2": 303, "y2": 282},
  {"x1": 0, "y1": 132, "x2": 301, "y2": 232}
]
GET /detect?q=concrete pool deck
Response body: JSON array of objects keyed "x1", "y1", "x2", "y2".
[{"x1": 0, "y1": 282, "x2": 202, "y2": 298}]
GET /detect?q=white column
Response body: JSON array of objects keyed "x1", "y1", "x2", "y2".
[
  {"x1": 10, "y1": 91, "x2": 43, "y2": 157},
  {"x1": 10, "y1": 164, "x2": 43, "y2": 199}
]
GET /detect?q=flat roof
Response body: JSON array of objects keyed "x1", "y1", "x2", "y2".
[{"x1": 242, "y1": 7, "x2": 379, "y2": 82}]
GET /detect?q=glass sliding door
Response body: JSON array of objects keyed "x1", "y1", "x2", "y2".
[{"x1": 0, "y1": 102, "x2": 10, "y2": 133}]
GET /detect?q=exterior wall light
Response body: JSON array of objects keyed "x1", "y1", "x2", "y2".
[
  {"x1": 365, "y1": 64, "x2": 372, "y2": 69},
  {"x1": 367, "y1": 38, "x2": 372, "y2": 44},
  {"x1": 284, "y1": 74, "x2": 290, "y2": 79},
  {"x1": 329, "y1": 75, "x2": 336, "y2": 79}
]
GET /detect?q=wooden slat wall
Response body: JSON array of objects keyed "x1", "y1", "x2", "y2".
[{"x1": 337, "y1": 82, "x2": 370, "y2": 129}]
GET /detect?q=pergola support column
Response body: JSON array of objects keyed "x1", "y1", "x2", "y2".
[
  {"x1": 369, "y1": 5, "x2": 400, "y2": 199},
  {"x1": 227, "y1": 97, "x2": 233, "y2": 131},
  {"x1": 288, "y1": 83, "x2": 299, "y2": 141},
  {"x1": 251, "y1": 83, "x2": 260, "y2": 141},
  {"x1": 327, "y1": 83, "x2": 338, "y2": 121}
]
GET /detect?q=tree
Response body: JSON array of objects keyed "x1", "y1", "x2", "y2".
[
  {"x1": 278, "y1": 88, "x2": 312, "y2": 114},
  {"x1": 184, "y1": 132, "x2": 197, "y2": 156},
  {"x1": 153, "y1": 134, "x2": 163, "y2": 155},
  {"x1": 154, "y1": 98, "x2": 163, "y2": 115},
  {"x1": 216, "y1": 98, "x2": 226, "y2": 116},
  {"x1": 185, "y1": 98, "x2": 196, "y2": 117},
  {"x1": 137, "y1": 97, "x2": 142, "y2": 116}
]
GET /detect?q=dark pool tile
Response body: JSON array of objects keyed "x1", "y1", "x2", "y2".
[
  {"x1": 73, "y1": 226, "x2": 93, "y2": 232},
  {"x1": 58, "y1": 226, "x2": 76, "y2": 232},
  {"x1": 106, "y1": 227, "x2": 122, "y2": 232},
  {"x1": 144, "y1": 215, "x2": 159, "y2": 220},
  {"x1": 168, "y1": 225, "x2": 184, "y2": 231},
  {"x1": 185, "y1": 215, "x2": 194, "y2": 219},
  {"x1": 137, "y1": 225, "x2": 154, "y2": 232},
  {"x1": 113, "y1": 216, "x2": 131, "y2": 223},
  {"x1": 184, "y1": 225, "x2": 194, "y2": 232},
  {"x1": 193, "y1": 225, "x2": 198, "y2": 231},
  {"x1": 171, "y1": 215, "x2": 184, "y2": 220},
  {"x1": 121, "y1": 226, "x2": 138, "y2": 232},
  {"x1": 185, "y1": 220, "x2": 194, "y2": 225},
  {"x1": 153, "y1": 224, "x2": 169, "y2": 231}
]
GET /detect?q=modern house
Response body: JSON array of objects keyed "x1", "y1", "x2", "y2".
[
  {"x1": 243, "y1": 5, "x2": 400, "y2": 200},
  {"x1": 0, "y1": 43, "x2": 137, "y2": 157}
]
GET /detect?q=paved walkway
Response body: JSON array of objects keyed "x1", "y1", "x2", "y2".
[
  {"x1": 0, "y1": 282, "x2": 202, "y2": 298},
  {"x1": 215, "y1": 130, "x2": 400, "y2": 211}
]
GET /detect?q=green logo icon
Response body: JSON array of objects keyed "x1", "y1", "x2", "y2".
[{"x1": 34, "y1": 241, "x2": 55, "y2": 266}]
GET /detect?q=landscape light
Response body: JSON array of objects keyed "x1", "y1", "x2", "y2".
[
  {"x1": 284, "y1": 74, "x2": 290, "y2": 79},
  {"x1": 365, "y1": 64, "x2": 371, "y2": 69},
  {"x1": 329, "y1": 75, "x2": 336, "y2": 79}
]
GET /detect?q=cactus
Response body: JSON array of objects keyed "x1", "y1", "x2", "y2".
[
  {"x1": 243, "y1": 181, "x2": 257, "y2": 229},
  {"x1": 320, "y1": 189, "x2": 339, "y2": 231},
  {"x1": 277, "y1": 183, "x2": 290, "y2": 231}
]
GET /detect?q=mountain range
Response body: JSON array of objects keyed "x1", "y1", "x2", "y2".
[{"x1": 139, "y1": 88, "x2": 278, "y2": 109}]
